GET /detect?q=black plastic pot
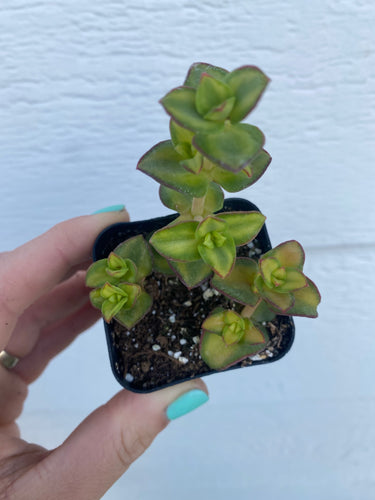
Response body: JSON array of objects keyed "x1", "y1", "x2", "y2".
[{"x1": 93, "y1": 198, "x2": 295, "y2": 392}]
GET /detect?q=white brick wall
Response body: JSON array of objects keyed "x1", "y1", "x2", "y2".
[{"x1": 1, "y1": 1, "x2": 374, "y2": 498}]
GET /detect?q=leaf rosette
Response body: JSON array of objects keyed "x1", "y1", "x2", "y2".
[
  {"x1": 160, "y1": 63, "x2": 270, "y2": 172},
  {"x1": 254, "y1": 241, "x2": 321, "y2": 317},
  {"x1": 200, "y1": 308, "x2": 269, "y2": 370},
  {"x1": 86, "y1": 236, "x2": 153, "y2": 329},
  {"x1": 149, "y1": 211, "x2": 266, "y2": 287}
]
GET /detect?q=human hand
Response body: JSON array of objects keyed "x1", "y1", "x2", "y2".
[{"x1": 0, "y1": 207, "x2": 209, "y2": 500}]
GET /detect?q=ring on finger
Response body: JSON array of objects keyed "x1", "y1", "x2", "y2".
[{"x1": 0, "y1": 350, "x2": 21, "y2": 369}]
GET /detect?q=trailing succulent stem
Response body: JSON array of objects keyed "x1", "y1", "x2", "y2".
[{"x1": 88, "y1": 62, "x2": 321, "y2": 372}]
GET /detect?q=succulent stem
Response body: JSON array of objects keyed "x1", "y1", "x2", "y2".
[
  {"x1": 191, "y1": 195, "x2": 206, "y2": 217},
  {"x1": 241, "y1": 299, "x2": 262, "y2": 319}
]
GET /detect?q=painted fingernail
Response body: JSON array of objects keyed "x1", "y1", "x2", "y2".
[
  {"x1": 166, "y1": 389, "x2": 209, "y2": 420},
  {"x1": 92, "y1": 204, "x2": 126, "y2": 214}
]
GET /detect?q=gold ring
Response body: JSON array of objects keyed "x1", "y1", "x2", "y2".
[{"x1": 0, "y1": 350, "x2": 20, "y2": 369}]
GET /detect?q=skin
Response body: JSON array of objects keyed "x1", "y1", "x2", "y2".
[{"x1": 0, "y1": 209, "x2": 207, "y2": 500}]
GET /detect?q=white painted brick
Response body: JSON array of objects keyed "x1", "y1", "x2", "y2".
[{"x1": 1, "y1": 2, "x2": 374, "y2": 498}]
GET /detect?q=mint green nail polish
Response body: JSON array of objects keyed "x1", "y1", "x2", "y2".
[
  {"x1": 166, "y1": 389, "x2": 209, "y2": 420},
  {"x1": 92, "y1": 204, "x2": 125, "y2": 214}
]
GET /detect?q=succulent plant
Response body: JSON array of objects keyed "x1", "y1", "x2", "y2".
[
  {"x1": 86, "y1": 62, "x2": 321, "y2": 371},
  {"x1": 86, "y1": 235, "x2": 153, "y2": 329}
]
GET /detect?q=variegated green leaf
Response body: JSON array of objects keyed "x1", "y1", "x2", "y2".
[
  {"x1": 137, "y1": 140, "x2": 209, "y2": 197},
  {"x1": 210, "y1": 149, "x2": 271, "y2": 192},
  {"x1": 86, "y1": 260, "x2": 112, "y2": 288},
  {"x1": 275, "y1": 269, "x2": 308, "y2": 292},
  {"x1": 280, "y1": 278, "x2": 321, "y2": 318},
  {"x1": 86, "y1": 255, "x2": 138, "y2": 288},
  {"x1": 150, "y1": 221, "x2": 200, "y2": 262},
  {"x1": 195, "y1": 73, "x2": 234, "y2": 120},
  {"x1": 89, "y1": 288, "x2": 105, "y2": 310},
  {"x1": 100, "y1": 282, "x2": 141, "y2": 322},
  {"x1": 193, "y1": 123, "x2": 263, "y2": 172},
  {"x1": 184, "y1": 62, "x2": 229, "y2": 88},
  {"x1": 211, "y1": 258, "x2": 259, "y2": 305},
  {"x1": 225, "y1": 66, "x2": 270, "y2": 122},
  {"x1": 149, "y1": 245, "x2": 175, "y2": 275},
  {"x1": 113, "y1": 235, "x2": 152, "y2": 281},
  {"x1": 255, "y1": 274, "x2": 294, "y2": 312},
  {"x1": 251, "y1": 299, "x2": 277, "y2": 322},
  {"x1": 161, "y1": 86, "x2": 223, "y2": 133},
  {"x1": 198, "y1": 234, "x2": 236, "y2": 278},
  {"x1": 263, "y1": 240, "x2": 305, "y2": 270},
  {"x1": 169, "y1": 259, "x2": 212, "y2": 288},
  {"x1": 217, "y1": 211, "x2": 266, "y2": 246},
  {"x1": 200, "y1": 321, "x2": 268, "y2": 370},
  {"x1": 115, "y1": 291, "x2": 153, "y2": 329},
  {"x1": 170, "y1": 119, "x2": 194, "y2": 148},
  {"x1": 180, "y1": 152, "x2": 203, "y2": 174},
  {"x1": 159, "y1": 185, "x2": 192, "y2": 215},
  {"x1": 195, "y1": 215, "x2": 227, "y2": 239}
]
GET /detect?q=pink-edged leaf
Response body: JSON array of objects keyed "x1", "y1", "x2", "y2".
[
  {"x1": 170, "y1": 119, "x2": 194, "y2": 147},
  {"x1": 89, "y1": 288, "x2": 104, "y2": 310},
  {"x1": 195, "y1": 73, "x2": 234, "y2": 119},
  {"x1": 159, "y1": 184, "x2": 193, "y2": 214},
  {"x1": 195, "y1": 215, "x2": 227, "y2": 239},
  {"x1": 263, "y1": 240, "x2": 305, "y2": 270},
  {"x1": 211, "y1": 258, "x2": 259, "y2": 305},
  {"x1": 115, "y1": 291, "x2": 153, "y2": 329},
  {"x1": 217, "y1": 211, "x2": 266, "y2": 246},
  {"x1": 204, "y1": 96, "x2": 236, "y2": 122},
  {"x1": 255, "y1": 274, "x2": 295, "y2": 312},
  {"x1": 113, "y1": 235, "x2": 152, "y2": 281},
  {"x1": 169, "y1": 259, "x2": 212, "y2": 289},
  {"x1": 160, "y1": 86, "x2": 223, "y2": 133},
  {"x1": 149, "y1": 221, "x2": 200, "y2": 262},
  {"x1": 86, "y1": 260, "x2": 111, "y2": 288},
  {"x1": 282, "y1": 278, "x2": 321, "y2": 318},
  {"x1": 198, "y1": 235, "x2": 236, "y2": 278},
  {"x1": 259, "y1": 257, "x2": 280, "y2": 287},
  {"x1": 184, "y1": 62, "x2": 229, "y2": 88},
  {"x1": 149, "y1": 246, "x2": 175, "y2": 276},
  {"x1": 225, "y1": 65, "x2": 270, "y2": 122},
  {"x1": 180, "y1": 152, "x2": 203, "y2": 174},
  {"x1": 193, "y1": 122, "x2": 263, "y2": 173},
  {"x1": 276, "y1": 269, "x2": 308, "y2": 292},
  {"x1": 201, "y1": 308, "x2": 227, "y2": 334},
  {"x1": 210, "y1": 148, "x2": 271, "y2": 192},
  {"x1": 200, "y1": 323, "x2": 269, "y2": 370},
  {"x1": 137, "y1": 140, "x2": 209, "y2": 198}
]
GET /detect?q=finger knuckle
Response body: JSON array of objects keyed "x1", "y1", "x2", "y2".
[{"x1": 115, "y1": 426, "x2": 152, "y2": 469}]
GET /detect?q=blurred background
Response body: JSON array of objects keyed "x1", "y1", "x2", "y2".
[{"x1": 1, "y1": 1, "x2": 374, "y2": 498}]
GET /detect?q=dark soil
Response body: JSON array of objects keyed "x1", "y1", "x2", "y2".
[{"x1": 108, "y1": 239, "x2": 294, "y2": 392}]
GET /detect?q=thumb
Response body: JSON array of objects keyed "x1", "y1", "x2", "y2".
[{"x1": 34, "y1": 380, "x2": 208, "y2": 499}]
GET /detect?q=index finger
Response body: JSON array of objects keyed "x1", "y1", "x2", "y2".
[{"x1": 0, "y1": 208, "x2": 129, "y2": 349}]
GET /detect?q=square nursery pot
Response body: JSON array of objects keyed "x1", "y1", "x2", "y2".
[{"x1": 93, "y1": 198, "x2": 295, "y2": 393}]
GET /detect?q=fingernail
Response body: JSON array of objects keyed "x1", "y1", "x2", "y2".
[
  {"x1": 92, "y1": 204, "x2": 126, "y2": 214},
  {"x1": 166, "y1": 389, "x2": 209, "y2": 420}
]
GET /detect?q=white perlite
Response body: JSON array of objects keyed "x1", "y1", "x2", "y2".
[
  {"x1": 193, "y1": 336, "x2": 200, "y2": 344},
  {"x1": 173, "y1": 351, "x2": 182, "y2": 359},
  {"x1": 203, "y1": 288, "x2": 215, "y2": 300},
  {"x1": 169, "y1": 314, "x2": 176, "y2": 323},
  {"x1": 125, "y1": 373, "x2": 134, "y2": 383},
  {"x1": 152, "y1": 344, "x2": 161, "y2": 351},
  {"x1": 178, "y1": 357, "x2": 189, "y2": 364},
  {"x1": 180, "y1": 338, "x2": 187, "y2": 345}
]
